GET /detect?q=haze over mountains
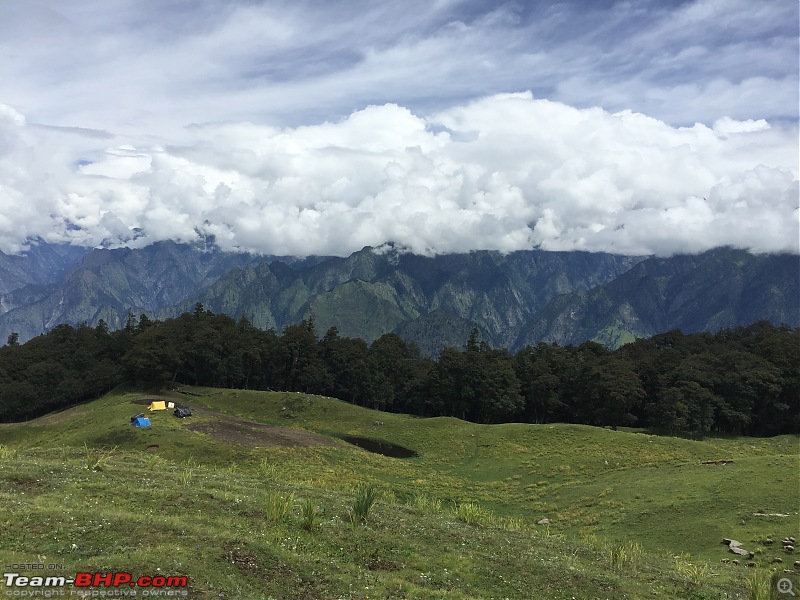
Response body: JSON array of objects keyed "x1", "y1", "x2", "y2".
[{"x1": 0, "y1": 241, "x2": 796, "y2": 354}]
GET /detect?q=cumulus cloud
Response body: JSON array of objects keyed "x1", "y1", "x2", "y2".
[
  {"x1": 0, "y1": 1, "x2": 796, "y2": 257},
  {"x1": 0, "y1": 94, "x2": 796, "y2": 257}
]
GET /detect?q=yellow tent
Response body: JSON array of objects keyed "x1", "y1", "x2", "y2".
[{"x1": 148, "y1": 401, "x2": 167, "y2": 411}]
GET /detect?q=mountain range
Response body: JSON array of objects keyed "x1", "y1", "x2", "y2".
[{"x1": 0, "y1": 241, "x2": 796, "y2": 354}]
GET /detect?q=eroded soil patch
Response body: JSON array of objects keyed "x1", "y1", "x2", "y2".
[
  {"x1": 222, "y1": 548, "x2": 263, "y2": 577},
  {"x1": 187, "y1": 416, "x2": 337, "y2": 448},
  {"x1": 0, "y1": 474, "x2": 42, "y2": 491},
  {"x1": 367, "y1": 558, "x2": 400, "y2": 571}
]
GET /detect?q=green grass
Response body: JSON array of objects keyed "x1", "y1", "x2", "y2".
[
  {"x1": 264, "y1": 490, "x2": 296, "y2": 523},
  {"x1": 0, "y1": 386, "x2": 797, "y2": 598},
  {"x1": 454, "y1": 502, "x2": 491, "y2": 526},
  {"x1": 349, "y1": 483, "x2": 378, "y2": 527},
  {"x1": 300, "y1": 497, "x2": 320, "y2": 531}
]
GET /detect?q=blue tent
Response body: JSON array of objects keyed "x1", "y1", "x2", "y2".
[{"x1": 131, "y1": 417, "x2": 151, "y2": 428}]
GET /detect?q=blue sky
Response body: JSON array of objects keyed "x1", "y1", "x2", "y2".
[{"x1": 0, "y1": 0, "x2": 797, "y2": 256}]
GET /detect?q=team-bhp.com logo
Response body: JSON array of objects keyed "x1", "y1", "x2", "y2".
[{"x1": 3, "y1": 572, "x2": 188, "y2": 596}]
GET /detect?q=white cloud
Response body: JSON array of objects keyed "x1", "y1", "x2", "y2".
[
  {"x1": 712, "y1": 117, "x2": 770, "y2": 136},
  {"x1": 0, "y1": 1, "x2": 796, "y2": 257},
  {"x1": 0, "y1": 94, "x2": 796, "y2": 257}
]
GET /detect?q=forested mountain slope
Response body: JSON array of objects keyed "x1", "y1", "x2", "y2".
[
  {"x1": 0, "y1": 241, "x2": 796, "y2": 354},
  {"x1": 0, "y1": 241, "x2": 271, "y2": 343},
  {"x1": 516, "y1": 248, "x2": 799, "y2": 348},
  {"x1": 0, "y1": 241, "x2": 87, "y2": 295},
  {"x1": 159, "y1": 244, "x2": 641, "y2": 351}
]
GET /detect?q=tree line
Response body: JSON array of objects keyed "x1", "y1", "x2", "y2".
[{"x1": 1, "y1": 305, "x2": 797, "y2": 436}]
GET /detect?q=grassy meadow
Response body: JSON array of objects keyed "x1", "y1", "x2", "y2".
[{"x1": 0, "y1": 386, "x2": 797, "y2": 599}]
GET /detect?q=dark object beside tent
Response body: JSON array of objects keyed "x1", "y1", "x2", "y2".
[
  {"x1": 130, "y1": 413, "x2": 145, "y2": 423},
  {"x1": 131, "y1": 416, "x2": 151, "y2": 428},
  {"x1": 173, "y1": 408, "x2": 192, "y2": 418}
]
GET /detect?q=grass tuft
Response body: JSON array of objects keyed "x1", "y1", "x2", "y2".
[
  {"x1": 300, "y1": 498, "x2": 319, "y2": 531},
  {"x1": 0, "y1": 444, "x2": 18, "y2": 460},
  {"x1": 744, "y1": 569, "x2": 773, "y2": 600},
  {"x1": 259, "y1": 457, "x2": 277, "y2": 479},
  {"x1": 606, "y1": 540, "x2": 643, "y2": 573},
  {"x1": 83, "y1": 442, "x2": 114, "y2": 471},
  {"x1": 454, "y1": 501, "x2": 490, "y2": 526},
  {"x1": 674, "y1": 553, "x2": 711, "y2": 589},
  {"x1": 264, "y1": 491, "x2": 295, "y2": 523},
  {"x1": 180, "y1": 468, "x2": 193, "y2": 487},
  {"x1": 349, "y1": 483, "x2": 378, "y2": 528},
  {"x1": 407, "y1": 493, "x2": 444, "y2": 515},
  {"x1": 500, "y1": 515, "x2": 525, "y2": 531}
]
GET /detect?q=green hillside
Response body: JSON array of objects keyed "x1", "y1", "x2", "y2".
[
  {"x1": 1, "y1": 387, "x2": 797, "y2": 598},
  {"x1": 517, "y1": 248, "x2": 800, "y2": 349}
]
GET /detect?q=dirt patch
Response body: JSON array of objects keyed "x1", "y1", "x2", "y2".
[
  {"x1": 186, "y1": 415, "x2": 337, "y2": 448},
  {"x1": 221, "y1": 546, "x2": 322, "y2": 598},
  {"x1": 1, "y1": 474, "x2": 42, "y2": 491},
  {"x1": 702, "y1": 460, "x2": 734, "y2": 466},
  {"x1": 367, "y1": 558, "x2": 400, "y2": 571},
  {"x1": 222, "y1": 549, "x2": 263, "y2": 577},
  {"x1": 145, "y1": 445, "x2": 160, "y2": 452}
]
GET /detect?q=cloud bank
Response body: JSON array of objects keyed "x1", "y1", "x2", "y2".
[
  {"x1": 0, "y1": 93, "x2": 796, "y2": 256},
  {"x1": 0, "y1": 1, "x2": 797, "y2": 256}
]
